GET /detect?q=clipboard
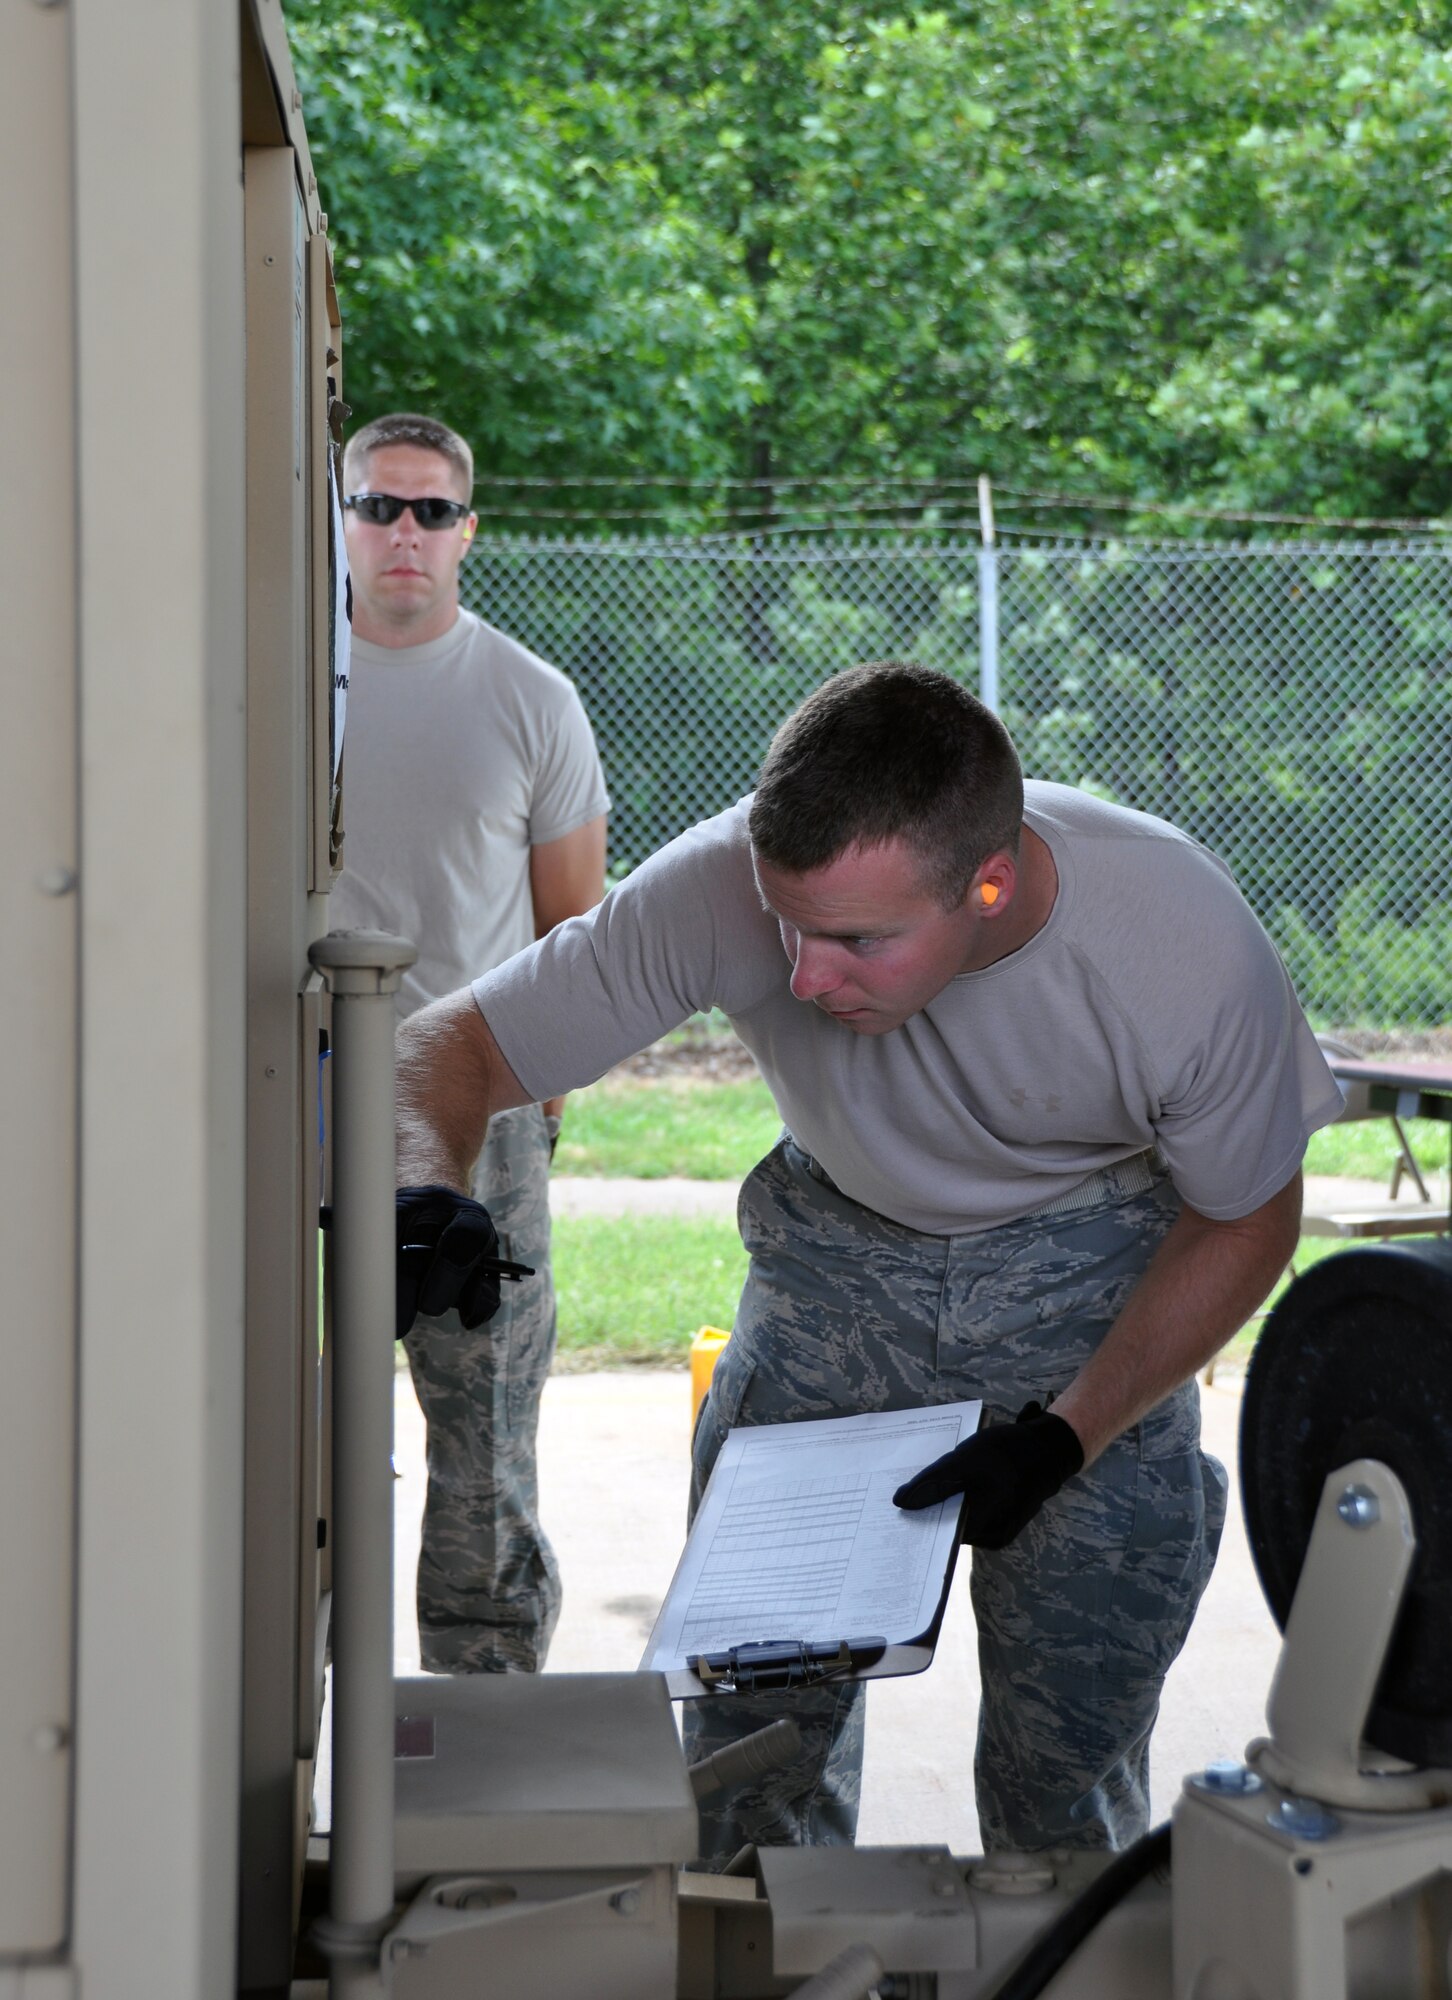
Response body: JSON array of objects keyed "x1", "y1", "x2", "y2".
[{"x1": 638, "y1": 1399, "x2": 981, "y2": 1700}]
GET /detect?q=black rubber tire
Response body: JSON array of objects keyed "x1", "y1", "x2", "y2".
[{"x1": 1241, "y1": 1239, "x2": 1452, "y2": 1764}]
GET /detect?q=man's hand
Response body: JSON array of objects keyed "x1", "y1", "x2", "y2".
[
  {"x1": 893, "y1": 1401, "x2": 1084, "y2": 1549},
  {"x1": 395, "y1": 1184, "x2": 534, "y2": 1339}
]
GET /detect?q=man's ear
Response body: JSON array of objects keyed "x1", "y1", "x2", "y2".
[{"x1": 974, "y1": 852, "x2": 1016, "y2": 914}]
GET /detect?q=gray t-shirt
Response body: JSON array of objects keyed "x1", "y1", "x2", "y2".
[
  {"x1": 474, "y1": 784, "x2": 1342, "y2": 1233},
  {"x1": 331, "y1": 609, "x2": 609, "y2": 1019}
]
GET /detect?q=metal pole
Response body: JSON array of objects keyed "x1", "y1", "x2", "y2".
[
  {"x1": 309, "y1": 930, "x2": 416, "y2": 1997},
  {"x1": 977, "y1": 473, "x2": 1000, "y2": 713}
]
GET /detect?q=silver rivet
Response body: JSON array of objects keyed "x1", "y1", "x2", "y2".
[
  {"x1": 1337, "y1": 1485, "x2": 1380, "y2": 1528},
  {"x1": 37, "y1": 866, "x2": 77, "y2": 897},
  {"x1": 32, "y1": 1724, "x2": 68, "y2": 1754},
  {"x1": 1198, "y1": 1758, "x2": 1262, "y2": 1795},
  {"x1": 1272, "y1": 1796, "x2": 1340, "y2": 1841},
  {"x1": 610, "y1": 1887, "x2": 642, "y2": 1916}
]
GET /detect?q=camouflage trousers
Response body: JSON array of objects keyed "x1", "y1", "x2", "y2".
[
  {"x1": 683, "y1": 1136, "x2": 1228, "y2": 1859},
  {"x1": 403, "y1": 1103, "x2": 562, "y2": 1673}
]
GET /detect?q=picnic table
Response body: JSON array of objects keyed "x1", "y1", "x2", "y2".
[{"x1": 1306, "y1": 1052, "x2": 1452, "y2": 1241}]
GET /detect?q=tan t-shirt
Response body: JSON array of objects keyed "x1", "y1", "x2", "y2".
[
  {"x1": 474, "y1": 784, "x2": 1342, "y2": 1233},
  {"x1": 331, "y1": 610, "x2": 609, "y2": 1019}
]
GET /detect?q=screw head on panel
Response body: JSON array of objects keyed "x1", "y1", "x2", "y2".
[
  {"x1": 1336, "y1": 1488, "x2": 1384, "y2": 1528},
  {"x1": 1271, "y1": 1796, "x2": 1341, "y2": 1841},
  {"x1": 1337, "y1": 1484, "x2": 1381, "y2": 1528},
  {"x1": 1197, "y1": 1758, "x2": 1263, "y2": 1796}
]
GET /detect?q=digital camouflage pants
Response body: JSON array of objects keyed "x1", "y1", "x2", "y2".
[
  {"x1": 683, "y1": 1137, "x2": 1228, "y2": 1860},
  {"x1": 404, "y1": 1103, "x2": 562, "y2": 1673}
]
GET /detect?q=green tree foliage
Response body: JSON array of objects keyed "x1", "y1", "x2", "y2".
[
  {"x1": 285, "y1": 2, "x2": 756, "y2": 489},
  {"x1": 287, "y1": 0, "x2": 1452, "y2": 524},
  {"x1": 286, "y1": 0, "x2": 1452, "y2": 1022}
]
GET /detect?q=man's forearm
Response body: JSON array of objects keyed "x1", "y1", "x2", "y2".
[
  {"x1": 395, "y1": 988, "x2": 531, "y2": 1190},
  {"x1": 1051, "y1": 1172, "x2": 1303, "y2": 1464}
]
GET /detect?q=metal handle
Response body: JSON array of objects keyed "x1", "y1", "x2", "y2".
[{"x1": 309, "y1": 931, "x2": 415, "y2": 1993}]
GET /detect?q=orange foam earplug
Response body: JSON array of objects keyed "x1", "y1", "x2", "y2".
[{"x1": 980, "y1": 883, "x2": 1000, "y2": 907}]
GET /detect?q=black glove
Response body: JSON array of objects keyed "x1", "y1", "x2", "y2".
[
  {"x1": 395, "y1": 1184, "x2": 534, "y2": 1340},
  {"x1": 892, "y1": 1400, "x2": 1084, "y2": 1550}
]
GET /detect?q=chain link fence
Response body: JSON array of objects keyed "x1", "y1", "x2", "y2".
[{"x1": 461, "y1": 536, "x2": 1452, "y2": 1029}]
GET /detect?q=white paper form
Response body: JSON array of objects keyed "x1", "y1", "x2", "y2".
[{"x1": 641, "y1": 1399, "x2": 981, "y2": 1674}]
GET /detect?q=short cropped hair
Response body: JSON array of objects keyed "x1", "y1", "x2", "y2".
[
  {"x1": 342, "y1": 412, "x2": 474, "y2": 501},
  {"x1": 748, "y1": 663, "x2": 1023, "y2": 907}
]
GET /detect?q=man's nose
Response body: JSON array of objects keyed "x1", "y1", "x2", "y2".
[{"x1": 789, "y1": 937, "x2": 839, "y2": 1002}]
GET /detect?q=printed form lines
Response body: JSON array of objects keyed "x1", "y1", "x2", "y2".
[{"x1": 678, "y1": 1476, "x2": 873, "y2": 1644}]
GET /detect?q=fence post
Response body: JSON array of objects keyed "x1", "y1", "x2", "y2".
[{"x1": 977, "y1": 474, "x2": 1000, "y2": 711}]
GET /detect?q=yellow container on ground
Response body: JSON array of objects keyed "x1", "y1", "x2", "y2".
[{"x1": 690, "y1": 1325, "x2": 732, "y2": 1431}]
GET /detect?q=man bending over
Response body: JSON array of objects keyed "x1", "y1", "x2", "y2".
[{"x1": 393, "y1": 662, "x2": 1339, "y2": 1856}]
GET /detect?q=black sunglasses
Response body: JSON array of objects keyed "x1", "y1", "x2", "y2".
[{"x1": 344, "y1": 492, "x2": 470, "y2": 530}]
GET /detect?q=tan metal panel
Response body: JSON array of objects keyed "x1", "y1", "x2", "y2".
[
  {"x1": 0, "y1": 1972, "x2": 77, "y2": 2000},
  {"x1": 307, "y1": 232, "x2": 341, "y2": 890},
  {"x1": 238, "y1": 141, "x2": 320, "y2": 1992},
  {"x1": 69, "y1": 1, "x2": 248, "y2": 1994},
  {"x1": 240, "y1": 0, "x2": 287, "y2": 147},
  {"x1": 244, "y1": 0, "x2": 324, "y2": 229},
  {"x1": 0, "y1": 0, "x2": 77, "y2": 1957}
]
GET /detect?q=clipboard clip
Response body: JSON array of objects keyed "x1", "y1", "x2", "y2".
[{"x1": 693, "y1": 1636, "x2": 887, "y2": 1694}]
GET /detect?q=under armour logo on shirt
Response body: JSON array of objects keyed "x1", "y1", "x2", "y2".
[{"x1": 1009, "y1": 1087, "x2": 1063, "y2": 1113}]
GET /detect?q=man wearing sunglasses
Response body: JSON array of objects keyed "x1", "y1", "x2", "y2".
[{"x1": 333, "y1": 411, "x2": 609, "y2": 1677}]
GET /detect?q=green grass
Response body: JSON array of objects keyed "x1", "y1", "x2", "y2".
[
  {"x1": 560, "y1": 1068, "x2": 1451, "y2": 1190},
  {"x1": 551, "y1": 1210, "x2": 1447, "y2": 1370},
  {"x1": 546, "y1": 1062, "x2": 1452, "y2": 1368},
  {"x1": 555, "y1": 1075, "x2": 781, "y2": 1179},
  {"x1": 551, "y1": 1210, "x2": 1452, "y2": 1372},
  {"x1": 1303, "y1": 1118, "x2": 1448, "y2": 1183},
  {"x1": 553, "y1": 1212, "x2": 748, "y2": 1368}
]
